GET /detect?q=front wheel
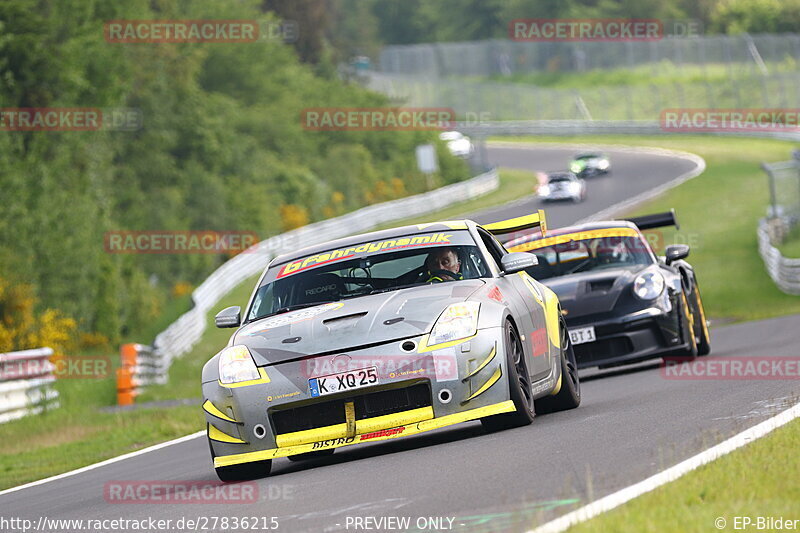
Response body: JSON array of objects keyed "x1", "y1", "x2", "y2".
[
  {"x1": 535, "y1": 320, "x2": 581, "y2": 414},
  {"x1": 481, "y1": 320, "x2": 534, "y2": 432}
]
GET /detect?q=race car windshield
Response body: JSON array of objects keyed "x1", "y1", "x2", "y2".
[
  {"x1": 524, "y1": 235, "x2": 653, "y2": 280},
  {"x1": 246, "y1": 237, "x2": 490, "y2": 322}
]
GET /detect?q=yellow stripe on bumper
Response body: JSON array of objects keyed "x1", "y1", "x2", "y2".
[
  {"x1": 214, "y1": 400, "x2": 515, "y2": 468},
  {"x1": 208, "y1": 423, "x2": 246, "y2": 444},
  {"x1": 275, "y1": 406, "x2": 434, "y2": 448}
]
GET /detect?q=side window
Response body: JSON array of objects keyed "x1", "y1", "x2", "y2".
[{"x1": 477, "y1": 228, "x2": 505, "y2": 269}]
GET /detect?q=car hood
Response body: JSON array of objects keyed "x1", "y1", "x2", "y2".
[
  {"x1": 234, "y1": 280, "x2": 485, "y2": 365},
  {"x1": 541, "y1": 264, "x2": 649, "y2": 318}
]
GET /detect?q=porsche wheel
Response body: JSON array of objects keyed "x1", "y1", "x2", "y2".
[
  {"x1": 481, "y1": 320, "x2": 534, "y2": 432},
  {"x1": 678, "y1": 292, "x2": 698, "y2": 359},
  {"x1": 690, "y1": 281, "x2": 711, "y2": 356},
  {"x1": 535, "y1": 320, "x2": 581, "y2": 414}
]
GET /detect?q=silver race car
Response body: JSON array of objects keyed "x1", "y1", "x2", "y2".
[
  {"x1": 538, "y1": 171, "x2": 587, "y2": 203},
  {"x1": 202, "y1": 212, "x2": 580, "y2": 480}
]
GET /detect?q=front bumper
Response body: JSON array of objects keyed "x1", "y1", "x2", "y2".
[
  {"x1": 567, "y1": 307, "x2": 689, "y2": 369},
  {"x1": 203, "y1": 329, "x2": 512, "y2": 467}
]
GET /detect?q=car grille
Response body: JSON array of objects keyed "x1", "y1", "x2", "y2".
[
  {"x1": 271, "y1": 382, "x2": 431, "y2": 435},
  {"x1": 574, "y1": 337, "x2": 633, "y2": 363}
]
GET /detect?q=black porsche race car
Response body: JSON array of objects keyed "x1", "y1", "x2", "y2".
[{"x1": 505, "y1": 211, "x2": 710, "y2": 369}]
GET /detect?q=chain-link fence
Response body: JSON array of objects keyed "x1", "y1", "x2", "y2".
[
  {"x1": 379, "y1": 34, "x2": 800, "y2": 78},
  {"x1": 368, "y1": 71, "x2": 800, "y2": 121},
  {"x1": 759, "y1": 151, "x2": 800, "y2": 294},
  {"x1": 763, "y1": 150, "x2": 800, "y2": 223}
]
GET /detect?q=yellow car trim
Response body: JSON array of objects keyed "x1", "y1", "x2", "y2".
[
  {"x1": 463, "y1": 344, "x2": 497, "y2": 381},
  {"x1": 551, "y1": 373, "x2": 562, "y2": 395},
  {"x1": 214, "y1": 401, "x2": 515, "y2": 468},
  {"x1": 202, "y1": 400, "x2": 239, "y2": 423},
  {"x1": 508, "y1": 227, "x2": 639, "y2": 253},
  {"x1": 484, "y1": 210, "x2": 547, "y2": 237},
  {"x1": 218, "y1": 367, "x2": 270, "y2": 389},
  {"x1": 208, "y1": 423, "x2": 246, "y2": 444},
  {"x1": 461, "y1": 366, "x2": 502, "y2": 405},
  {"x1": 275, "y1": 406, "x2": 435, "y2": 448}
]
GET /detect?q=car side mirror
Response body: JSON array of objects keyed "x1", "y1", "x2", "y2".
[
  {"x1": 665, "y1": 244, "x2": 690, "y2": 264},
  {"x1": 215, "y1": 306, "x2": 241, "y2": 328},
  {"x1": 500, "y1": 252, "x2": 538, "y2": 275}
]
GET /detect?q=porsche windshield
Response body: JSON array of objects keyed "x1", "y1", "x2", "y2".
[
  {"x1": 523, "y1": 234, "x2": 653, "y2": 280},
  {"x1": 246, "y1": 231, "x2": 490, "y2": 322}
]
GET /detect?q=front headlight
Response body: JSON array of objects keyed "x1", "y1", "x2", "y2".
[
  {"x1": 570, "y1": 162, "x2": 582, "y2": 173},
  {"x1": 633, "y1": 272, "x2": 665, "y2": 300},
  {"x1": 429, "y1": 302, "x2": 480, "y2": 346},
  {"x1": 538, "y1": 185, "x2": 551, "y2": 196},
  {"x1": 598, "y1": 159, "x2": 609, "y2": 169},
  {"x1": 218, "y1": 345, "x2": 260, "y2": 384}
]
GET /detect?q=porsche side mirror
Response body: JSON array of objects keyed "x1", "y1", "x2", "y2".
[
  {"x1": 665, "y1": 244, "x2": 690, "y2": 264},
  {"x1": 500, "y1": 252, "x2": 538, "y2": 275},
  {"x1": 215, "y1": 306, "x2": 241, "y2": 328}
]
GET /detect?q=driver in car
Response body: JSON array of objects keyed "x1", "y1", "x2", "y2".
[{"x1": 425, "y1": 247, "x2": 463, "y2": 282}]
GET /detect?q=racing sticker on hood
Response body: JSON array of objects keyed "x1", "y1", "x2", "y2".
[{"x1": 241, "y1": 302, "x2": 344, "y2": 335}]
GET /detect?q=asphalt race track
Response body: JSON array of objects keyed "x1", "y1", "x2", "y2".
[{"x1": 2, "y1": 144, "x2": 798, "y2": 533}]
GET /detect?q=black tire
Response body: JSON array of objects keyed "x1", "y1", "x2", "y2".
[
  {"x1": 535, "y1": 321, "x2": 581, "y2": 414},
  {"x1": 287, "y1": 449, "x2": 335, "y2": 462},
  {"x1": 690, "y1": 281, "x2": 711, "y2": 356},
  {"x1": 481, "y1": 320, "x2": 535, "y2": 432},
  {"x1": 209, "y1": 438, "x2": 272, "y2": 482}
]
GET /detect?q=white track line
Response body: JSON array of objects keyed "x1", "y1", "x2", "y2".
[
  {"x1": 529, "y1": 401, "x2": 800, "y2": 533},
  {"x1": 0, "y1": 430, "x2": 204, "y2": 497}
]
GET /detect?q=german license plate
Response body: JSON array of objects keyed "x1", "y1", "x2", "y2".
[
  {"x1": 569, "y1": 326, "x2": 596, "y2": 345},
  {"x1": 308, "y1": 366, "x2": 379, "y2": 398}
]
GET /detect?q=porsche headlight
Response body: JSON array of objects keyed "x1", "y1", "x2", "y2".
[
  {"x1": 538, "y1": 184, "x2": 551, "y2": 196},
  {"x1": 598, "y1": 159, "x2": 609, "y2": 169},
  {"x1": 218, "y1": 345, "x2": 260, "y2": 384},
  {"x1": 429, "y1": 302, "x2": 480, "y2": 346},
  {"x1": 633, "y1": 272, "x2": 665, "y2": 300}
]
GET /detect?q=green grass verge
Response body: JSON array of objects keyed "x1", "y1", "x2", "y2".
[
  {"x1": 492, "y1": 135, "x2": 800, "y2": 322},
  {"x1": 565, "y1": 416, "x2": 800, "y2": 533}
]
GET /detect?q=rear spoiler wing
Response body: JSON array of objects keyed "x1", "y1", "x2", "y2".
[
  {"x1": 484, "y1": 210, "x2": 547, "y2": 239},
  {"x1": 623, "y1": 209, "x2": 679, "y2": 231}
]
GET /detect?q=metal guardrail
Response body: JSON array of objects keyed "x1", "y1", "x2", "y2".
[
  {"x1": 757, "y1": 219, "x2": 800, "y2": 295},
  {"x1": 759, "y1": 151, "x2": 800, "y2": 295},
  {"x1": 0, "y1": 347, "x2": 59, "y2": 424},
  {"x1": 117, "y1": 167, "x2": 499, "y2": 402}
]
